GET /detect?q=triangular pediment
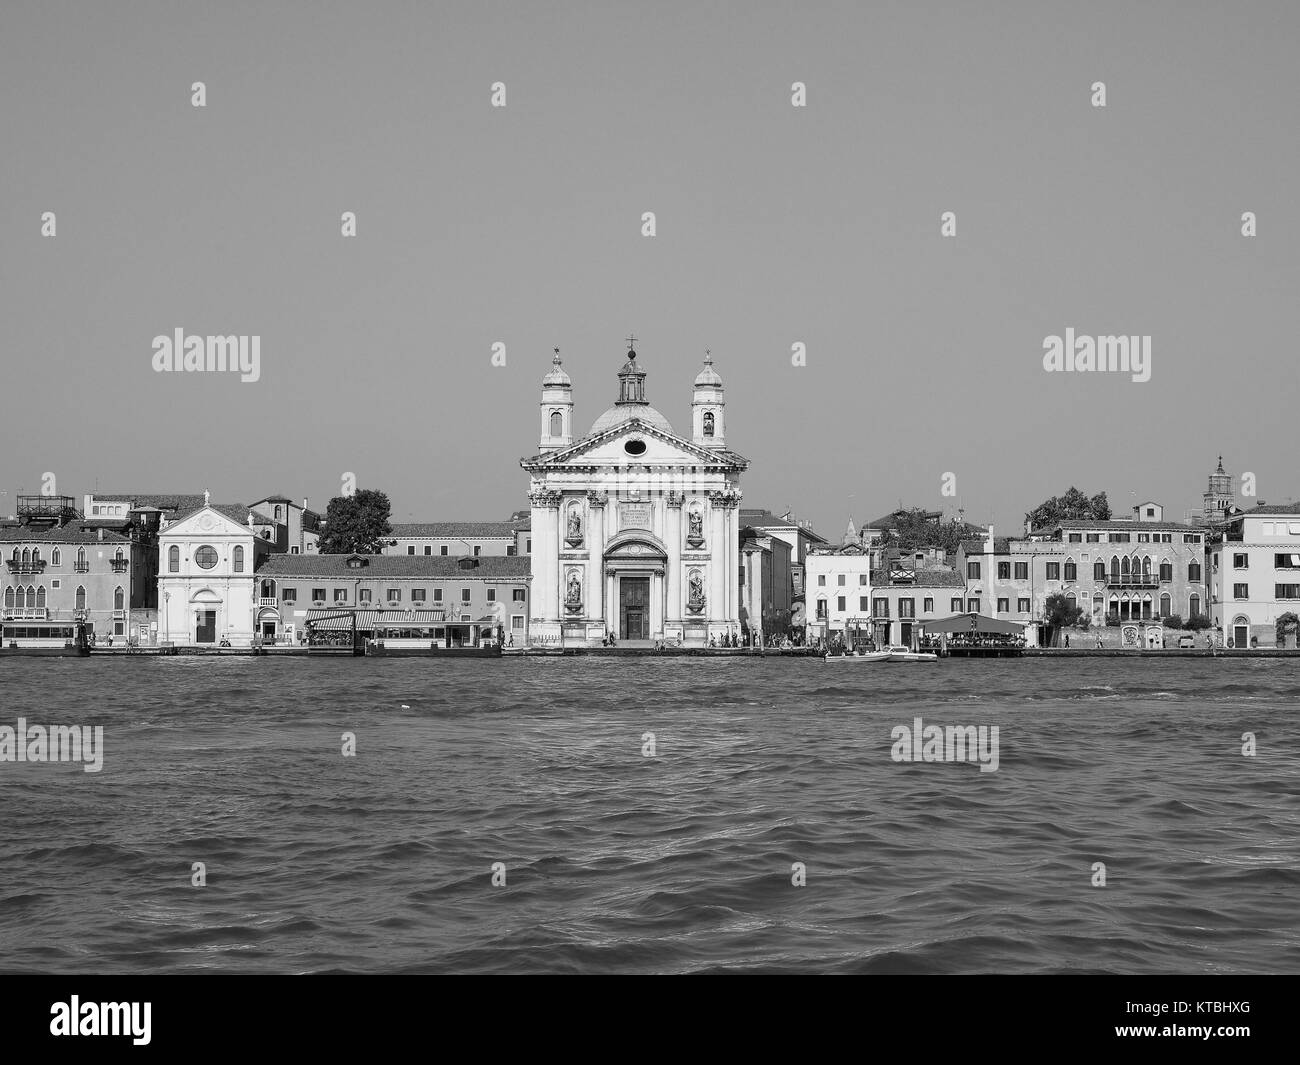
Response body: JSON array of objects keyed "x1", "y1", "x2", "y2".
[
  {"x1": 526, "y1": 419, "x2": 743, "y2": 468},
  {"x1": 162, "y1": 506, "x2": 256, "y2": 540}
]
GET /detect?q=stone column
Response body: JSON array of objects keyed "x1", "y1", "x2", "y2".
[
  {"x1": 709, "y1": 496, "x2": 724, "y2": 628},
  {"x1": 667, "y1": 490, "x2": 684, "y2": 627},
  {"x1": 587, "y1": 492, "x2": 606, "y2": 626}
]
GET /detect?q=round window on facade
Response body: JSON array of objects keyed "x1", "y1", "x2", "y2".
[
  {"x1": 624, "y1": 438, "x2": 647, "y2": 456},
  {"x1": 195, "y1": 546, "x2": 219, "y2": 570}
]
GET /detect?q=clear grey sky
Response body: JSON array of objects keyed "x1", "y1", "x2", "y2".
[{"x1": 2, "y1": 1, "x2": 1296, "y2": 535}]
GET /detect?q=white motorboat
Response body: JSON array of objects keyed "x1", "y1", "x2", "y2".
[
  {"x1": 823, "y1": 650, "x2": 892, "y2": 663},
  {"x1": 884, "y1": 645, "x2": 939, "y2": 663}
]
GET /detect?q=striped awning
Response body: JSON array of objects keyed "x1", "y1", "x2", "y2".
[{"x1": 304, "y1": 608, "x2": 448, "y2": 630}]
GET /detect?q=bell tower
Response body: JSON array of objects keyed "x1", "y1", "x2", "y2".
[
  {"x1": 539, "y1": 348, "x2": 573, "y2": 453},
  {"x1": 691, "y1": 350, "x2": 725, "y2": 448}
]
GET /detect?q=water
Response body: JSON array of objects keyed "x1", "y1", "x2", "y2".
[{"x1": 1, "y1": 656, "x2": 1297, "y2": 973}]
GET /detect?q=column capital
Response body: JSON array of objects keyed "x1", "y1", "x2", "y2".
[
  {"x1": 529, "y1": 487, "x2": 563, "y2": 508},
  {"x1": 586, "y1": 490, "x2": 608, "y2": 508}
]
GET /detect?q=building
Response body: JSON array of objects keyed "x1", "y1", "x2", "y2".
[
  {"x1": 805, "y1": 540, "x2": 872, "y2": 645},
  {"x1": 255, "y1": 552, "x2": 531, "y2": 646},
  {"x1": 520, "y1": 343, "x2": 748, "y2": 645},
  {"x1": 2, "y1": 495, "x2": 140, "y2": 642},
  {"x1": 738, "y1": 523, "x2": 793, "y2": 642},
  {"x1": 868, "y1": 552, "x2": 966, "y2": 649},
  {"x1": 958, "y1": 511, "x2": 1208, "y2": 643},
  {"x1": 739, "y1": 508, "x2": 827, "y2": 609},
  {"x1": 248, "y1": 495, "x2": 321, "y2": 555},
  {"x1": 1199, "y1": 456, "x2": 1236, "y2": 526},
  {"x1": 1208, "y1": 501, "x2": 1300, "y2": 648},
  {"x1": 383, "y1": 519, "x2": 529, "y2": 558}
]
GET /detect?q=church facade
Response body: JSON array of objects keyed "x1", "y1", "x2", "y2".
[{"x1": 521, "y1": 343, "x2": 748, "y2": 645}]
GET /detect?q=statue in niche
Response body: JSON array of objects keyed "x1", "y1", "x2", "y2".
[
  {"x1": 566, "y1": 506, "x2": 583, "y2": 546},
  {"x1": 687, "y1": 507, "x2": 705, "y2": 548},
  {"x1": 565, "y1": 570, "x2": 583, "y2": 612},
  {"x1": 687, "y1": 571, "x2": 706, "y2": 613}
]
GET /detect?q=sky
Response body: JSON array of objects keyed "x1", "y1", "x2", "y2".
[{"x1": 2, "y1": 0, "x2": 1297, "y2": 537}]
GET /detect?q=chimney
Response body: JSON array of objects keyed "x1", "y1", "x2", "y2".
[
  {"x1": 302, "y1": 497, "x2": 308, "y2": 512},
  {"x1": 97, "y1": 527, "x2": 104, "y2": 542},
  {"x1": 248, "y1": 512, "x2": 255, "y2": 527},
  {"x1": 985, "y1": 523, "x2": 994, "y2": 554}
]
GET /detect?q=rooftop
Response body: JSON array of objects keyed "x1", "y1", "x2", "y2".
[
  {"x1": 390, "y1": 521, "x2": 523, "y2": 539},
  {"x1": 257, "y1": 554, "x2": 532, "y2": 578}
]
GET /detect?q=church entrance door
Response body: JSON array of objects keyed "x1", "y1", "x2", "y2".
[{"x1": 619, "y1": 577, "x2": 649, "y2": 640}]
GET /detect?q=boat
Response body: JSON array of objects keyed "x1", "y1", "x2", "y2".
[
  {"x1": 823, "y1": 649, "x2": 892, "y2": 663},
  {"x1": 884, "y1": 645, "x2": 939, "y2": 663}
]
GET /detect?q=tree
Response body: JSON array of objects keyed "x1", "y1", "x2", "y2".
[
  {"x1": 1163, "y1": 614, "x2": 1183, "y2": 631},
  {"x1": 318, "y1": 490, "x2": 392, "y2": 554},
  {"x1": 1043, "y1": 592, "x2": 1085, "y2": 646},
  {"x1": 873, "y1": 509, "x2": 969, "y2": 554},
  {"x1": 1025, "y1": 487, "x2": 1111, "y2": 532},
  {"x1": 1184, "y1": 613, "x2": 1212, "y2": 632}
]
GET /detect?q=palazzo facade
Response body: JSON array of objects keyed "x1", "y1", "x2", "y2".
[{"x1": 521, "y1": 343, "x2": 748, "y2": 645}]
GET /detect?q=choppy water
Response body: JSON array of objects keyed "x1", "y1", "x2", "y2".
[{"x1": 0, "y1": 656, "x2": 1297, "y2": 973}]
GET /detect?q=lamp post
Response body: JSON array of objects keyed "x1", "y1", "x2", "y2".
[{"x1": 163, "y1": 591, "x2": 170, "y2": 645}]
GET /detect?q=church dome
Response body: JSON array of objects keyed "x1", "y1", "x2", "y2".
[
  {"x1": 694, "y1": 351, "x2": 722, "y2": 388},
  {"x1": 590, "y1": 403, "x2": 675, "y2": 435},
  {"x1": 542, "y1": 349, "x2": 571, "y2": 387}
]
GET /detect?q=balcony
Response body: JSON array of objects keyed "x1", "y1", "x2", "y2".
[
  {"x1": 258, "y1": 597, "x2": 278, "y2": 608},
  {"x1": 110, "y1": 558, "x2": 130, "y2": 573},
  {"x1": 3, "y1": 607, "x2": 48, "y2": 620},
  {"x1": 5, "y1": 559, "x2": 46, "y2": 575},
  {"x1": 74, "y1": 562, "x2": 90, "y2": 573},
  {"x1": 1105, "y1": 574, "x2": 1161, "y2": 589}
]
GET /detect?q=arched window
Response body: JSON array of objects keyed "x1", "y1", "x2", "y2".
[
  {"x1": 1121, "y1": 556, "x2": 1131, "y2": 578},
  {"x1": 1159, "y1": 558, "x2": 1172, "y2": 582},
  {"x1": 703, "y1": 411, "x2": 715, "y2": 437},
  {"x1": 1141, "y1": 594, "x2": 1152, "y2": 619},
  {"x1": 1110, "y1": 556, "x2": 1120, "y2": 580},
  {"x1": 1066, "y1": 592, "x2": 1076, "y2": 609},
  {"x1": 274, "y1": 505, "x2": 282, "y2": 520},
  {"x1": 21, "y1": 548, "x2": 30, "y2": 566},
  {"x1": 1064, "y1": 559, "x2": 1076, "y2": 581},
  {"x1": 1094, "y1": 561, "x2": 1105, "y2": 581},
  {"x1": 1093, "y1": 592, "x2": 1104, "y2": 616},
  {"x1": 549, "y1": 410, "x2": 563, "y2": 436},
  {"x1": 36, "y1": 586, "x2": 46, "y2": 608},
  {"x1": 31, "y1": 548, "x2": 40, "y2": 562},
  {"x1": 51, "y1": 548, "x2": 61, "y2": 566},
  {"x1": 261, "y1": 579, "x2": 276, "y2": 598},
  {"x1": 114, "y1": 586, "x2": 124, "y2": 610},
  {"x1": 233, "y1": 546, "x2": 245, "y2": 572},
  {"x1": 1142, "y1": 556, "x2": 1152, "y2": 578},
  {"x1": 1160, "y1": 593, "x2": 1171, "y2": 617},
  {"x1": 76, "y1": 547, "x2": 86, "y2": 568},
  {"x1": 25, "y1": 586, "x2": 35, "y2": 608},
  {"x1": 10, "y1": 548, "x2": 18, "y2": 561},
  {"x1": 1189, "y1": 594, "x2": 1201, "y2": 618},
  {"x1": 76, "y1": 585, "x2": 86, "y2": 610},
  {"x1": 168, "y1": 546, "x2": 180, "y2": 573},
  {"x1": 3, "y1": 587, "x2": 12, "y2": 609},
  {"x1": 115, "y1": 547, "x2": 124, "y2": 561}
]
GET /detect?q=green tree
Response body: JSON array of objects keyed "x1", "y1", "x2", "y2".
[
  {"x1": 873, "y1": 509, "x2": 969, "y2": 554},
  {"x1": 1184, "y1": 613, "x2": 1212, "y2": 632},
  {"x1": 1163, "y1": 614, "x2": 1183, "y2": 630},
  {"x1": 1025, "y1": 487, "x2": 1112, "y2": 531},
  {"x1": 318, "y1": 489, "x2": 393, "y2": 554},
  {"x1": 1043, "y1": 592, "x2": 1085, "y2": 646}
]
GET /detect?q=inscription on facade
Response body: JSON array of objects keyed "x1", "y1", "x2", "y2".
[{"x1": 620, "y1": 503, "x2": 652, "y2": 531}]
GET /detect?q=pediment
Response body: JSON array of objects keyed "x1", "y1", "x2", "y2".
[
  {"x1": 533, "y1": 420, "x2": 730, "y2": 468},
  {"x1": 163, "y1": 506, "x2": 255, "y2": 540}
]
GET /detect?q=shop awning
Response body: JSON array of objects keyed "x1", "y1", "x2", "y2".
[
  {"x1": 305, "y1": 609, "x2": 448, "y2": 630},
  {"x1": 921, "y1": 613, "x2": 1027, "y2": 635}
]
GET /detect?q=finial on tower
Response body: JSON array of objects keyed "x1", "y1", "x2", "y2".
[{"x1": 625, "y1": 334, "x2": 637, "y2": 359}]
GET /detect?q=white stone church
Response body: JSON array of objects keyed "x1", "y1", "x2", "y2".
[{"x1": 521, "y1": 342, "x2": 748, "y2": 645}]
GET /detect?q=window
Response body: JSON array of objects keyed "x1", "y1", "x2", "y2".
[
  {"x1": 111, "y1": 585, "x2": 123, "y2": 610},
  {"x1": 92, "y1": 506, "x2": 100, "y2": 515},
  {"x1": 1277, "y1": 584, "x2": 1300, "y2": 599},
  {"x1": 967, "y1": 598, "x2": 981, "y2": 613},
  {"x1": 232, "y1": 546, "x2": 244, "y2": 572},
  {"x1": 51, "y1": 548, "x2": 61, "y2": 566},
  {"x1": 950, "y1": 597, "x2": 963, "y2": 612},
  {"x1": 967, "y1": 561, "x2": 981, "y2": 579},
  {"x1": 1188, "y1": 562, "x2": 1202, "y2": 582},
  {"x1": 837, "y1": 595, "x2": 846, "y2": 611},
  {"x1": 899, "y1": 598, "x2": 915, "y2": 618},
  {"x1": 817, "y1": 575, "x2": 826, "y2": 587},
  {"x1": 1094, "y1": 561, "x2": 1105, "y2": 581},
  {"x1": 513, "y1": 588, "x2": 526, "y2": 601},
  {"x1": 335, "y1": 589, "x2": 348, "y2": 603},
  {"x1": 859, "y1": 596, "x2": 869, "y2": 611},
  {"x1": 1086, "y1": 533, "x2": 1100, "y2": 542},
  {"x1": 2, "y1": 588, "x2": 10, "y2": 609},
  {"x1": 837, "y1": 574, "x2": 845, "y2": 586},
  {"x1": 387, "y1": 589, "x2": 401, "y2": 603},
  {"x1": 1045, "y1": 562, "x2": 1060, "y2": 580},
  {"x1": 487, "y1": 589, "x2": 496, "y2": 602},
  {"x1": 1015, "y1": 562, "x2": 1028, "y2": 580},
  {"x1": 526, "y1": 539, "x2": 532, "y2": 553},
  {"x1": 473, "y1": 546, "x2": 481, "y2": 557},
  {"x1": 440, "y1": 546, "x2": 448, "y2": 556},
  {"x1": 997, "y1": 597, "x2": 1009, "y2": 613},
  {"x1": 195, "y1": 546, "x2": 218, "y2": 570},
  {"x1": 873, "y1": 598, "x2": 889, "y2": 617},
  {"x1": 359, "y1": 588, "x2": 372, "y2": 604},
  {"x1": 282, "y1": 588, "x2": 297, "y2": 604},
  {"x1": 422, "y1": 546, "x2": 431, "y2": 555},
  {"x1": 703, "y1": 411, "x2": 715, "y2": 437},
  {"x1": 1068, "y1": 533, "x2": 1083, "y2": 543},
  {"x1": 1184, "y1": 534, "x2": 1201, "y2": 544},
  {"x1": 1233, "y1": 584, "x2": 1248, "y2": 599},
  {"x1": 1275, "y1": 553, "x2": 1300, "y2": 569},
  {"x1": 407, "y1": 546, "x2": 415, "y2": 555},
  {"x1": 461, "y1": 588, "x2": 471, "y2": 603},
  {"x1": 434, "y1": 589, "x2": 443, "y2": 602},
  {"x1": 1160, "y1": 593, "x2": 1171, "y2": 617},
  {"x1": 1161, "y1": 534, "x2": 1172, "y2": 543},
  {"x1": 412, "y1": 589, "x2": 426, "y2": 603},
  {"x1": 1233, "y1": 553, "x2": 1248, "y2": 569},
  {"x1": 312, "y1": 588, "x2": 326, "y2": 604},
  {"x1": 36, "y1": 586, "x2": 46, "y2": 608},
  {"x1": 550, "y1": 410, "x2": 563, "y2": 436},
  {"x1": 168, "y1": 546, "x2": 180, "y2": 573},
  {"x1": 1018, "y1": 597, "x2": 1030, "y2": 613},
  {"x1": 1159, "y1": 561, "x2": 1172, "y2": 581},
  {"x1": 1064, "y1": 561, "x2": 1076, "y2": 581},
  {"x1": 511, "y1": 615, "x2": 524, "y2": 631},
  {"x1": 859, "y1": 573, "x2": 868, "y2": 586},
  {"x1": 816, "y1": 599, "x2": 827, "y2": 619},
  {"x1": 1189, "y1": 594, "x2": 1201, "y2": 616},
  {"x1": 291, "y1": 546, "x2": 299, "y2": 554},
  {"x1": 998, "y1": 561, "x2": 1011, "y2": 580}
]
